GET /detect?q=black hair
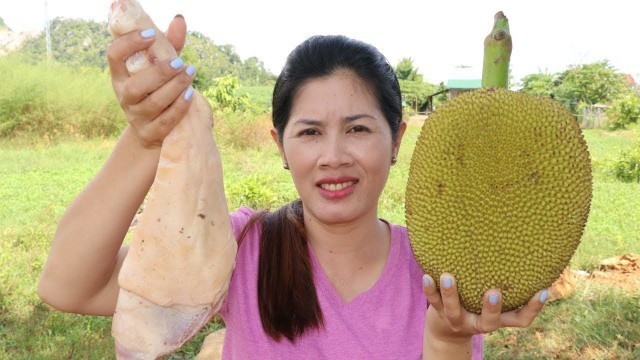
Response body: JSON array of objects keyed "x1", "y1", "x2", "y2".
[{"x1": 272, "y1": 35, "x2": 402, "y2": 143}]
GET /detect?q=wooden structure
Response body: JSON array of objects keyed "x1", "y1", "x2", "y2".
[{"x1": 422, "y1": 78, "x2": 482, "y2": 113}]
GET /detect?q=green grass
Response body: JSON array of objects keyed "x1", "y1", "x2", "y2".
[
  {"x1": 572, "y1": 124, "x2": 640, "y2": 270},
  {"x1": 0, "y1": 124, "x2": 639, "y2": 358},
  {"x1": 485, "y1": 281, "x2": 640, "y2": 359},
  {"x1": 0, "y1": 56, "x2": 126, "y2": 139}
]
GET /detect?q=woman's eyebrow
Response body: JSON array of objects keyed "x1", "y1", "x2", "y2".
[
  {"x1": 293, "y1": 118, "x2": 321, "y2": 126},
  {"x1": 292, "y1": 114, "x2": 375, "y2": 126},
  {"x1": 344, "y1": 113, "x2": 375, "y2": 121}
]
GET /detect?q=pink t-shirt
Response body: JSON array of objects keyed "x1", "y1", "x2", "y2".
[{"x1": 219, "y1": 207, "x2": 483, "y2": 359}]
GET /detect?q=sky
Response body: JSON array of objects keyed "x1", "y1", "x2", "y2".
[{"x1": 1, "y1": 0, "x2": 638, "y2": 84}]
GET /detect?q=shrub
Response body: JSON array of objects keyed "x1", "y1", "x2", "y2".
[
  {"x1": 606, "y1": 93, "x2": 640, "y2": 130},
  {"x1": 610, "y1": 143, "x2": 640, "y2": 182},
  {"x1": 225, "y1": 175, "x2": 281, "y2": 210}
]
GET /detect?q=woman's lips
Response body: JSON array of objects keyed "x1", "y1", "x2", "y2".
[
  {"x1": 317, "y1": 179, "x2": 358, "y2": 199},
  {"x1": 319, "y1": 180, "x2": 355, "y2": 191}
]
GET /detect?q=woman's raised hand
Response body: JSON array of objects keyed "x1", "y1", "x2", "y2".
[
  {"x1": 107, "y1": 15, "x2": 195, "y2": 148},
  {"x1": 421, "y1": 272, "x2": 547, "y2": 358}
]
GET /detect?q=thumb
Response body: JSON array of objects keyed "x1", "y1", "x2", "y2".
[{"x1": 166, "y1": 14, "x2": 187, "y2": 54}]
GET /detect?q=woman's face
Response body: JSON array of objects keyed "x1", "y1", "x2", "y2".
[{"x1": 272, "y1": 70, "x2": 406, "y2": 225}]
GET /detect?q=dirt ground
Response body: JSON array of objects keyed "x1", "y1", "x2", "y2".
[
  {"x1": 549, "y1": 254, "x2": 640, "y2": 301},
  {"x1": 587, "y1": 254, "x2": 640, "y2": 294},
  {"x1": 407, "y1": 114, "x2": 428, "y2": 126}
]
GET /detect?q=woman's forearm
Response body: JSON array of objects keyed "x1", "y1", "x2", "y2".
[
  {"x1": 423, "y1": 333, "x2": 472, "y2": 359},
  {"x1": 423, "y1": 306, "x2": 473, "y2": 359},
  {"x1": 38, "y1": 126, "x2": 160, "y2": 314}
]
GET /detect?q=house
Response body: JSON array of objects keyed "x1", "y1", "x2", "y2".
[
  {"x1": 623, "y1": 74, "x2": 637, "y2": 89},
  {"x1": 446, "y1": 66, "x2": 482, "y2": 98},
  {"x1": 422, "y1": 69, "x2": 482, "y2": 113},
  {"x1": 446, "y1": 78, "x2": 482, "y2": 98}
]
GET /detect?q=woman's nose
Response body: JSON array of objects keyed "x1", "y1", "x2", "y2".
[{"x1": 318, "y1": 134, "x2": 352, "y2": 168}]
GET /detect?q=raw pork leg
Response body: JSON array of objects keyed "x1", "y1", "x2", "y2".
[{"x1": 107, "y1": 1, "x2": 237, "y2": 358}]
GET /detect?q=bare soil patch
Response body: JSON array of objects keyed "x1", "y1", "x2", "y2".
[
  {"x1": 589, "y1": 254, "x2": 640, "y2": 294},
  {"x1": 407, "y1": 114, "x2": 428, "y2": 126},
  {"x1": 549, "y1": 254, "x2": 640, "y2": 301}
]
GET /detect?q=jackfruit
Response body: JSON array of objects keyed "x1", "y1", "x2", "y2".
[{"x1": 405, "y1": 87, "x2": 592, "y2": 313}]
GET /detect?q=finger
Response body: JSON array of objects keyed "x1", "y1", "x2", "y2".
[
  {"x1": 474, "y1": 290, "x2": 502, "y2": 333},
  {"x1": 439, "y1": 273, "x2": 463, "y2": 327},
  {"x1": 501, "y1": 289, "x2": 548, "y2": 328},
  {"x1": 166, "y1": 14, "x2": 187, "y2": 54},
  {"x1": 107, "y1": 29, "x2": 156, "y2": 83},
  {"x1": 120, "y1": 57, "x2": 191, "y2": 105},
  {"x1": 422, "y1": 274, "x2": 443, "y2": 311},
  {"x1": 139, "y1": 86, "x2": 195, "y2": 142},
  {"x1": 128, "y1": 64, "x2": 196, "y2": 125}
]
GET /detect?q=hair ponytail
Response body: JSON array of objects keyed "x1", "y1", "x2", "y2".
[{"x1": 239, "y1": 200, "x2": 323, "y2": 342}]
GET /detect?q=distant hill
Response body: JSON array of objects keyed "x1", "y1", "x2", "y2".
[
  {"x1": 3, "y1": 17, "x2": 275, "y2": 88},
  {"x1": 14, "y1": 18, "x2": 112, "y2": 69},
  {"x1": 0, "y1": 17, "x2": 40, "y2": 57}
]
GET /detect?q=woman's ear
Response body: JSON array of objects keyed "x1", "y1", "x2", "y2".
[
  {"x1": 271, "y1": 128, "x2": 287, "y2": 165},
  {"x1": 392, "y1": 121, "x2": 408, "y2": 157}
]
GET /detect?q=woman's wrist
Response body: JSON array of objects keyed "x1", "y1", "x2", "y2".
[
  {"x1": 121, "y1": 125, "x2": 161, "y2": 150},
  {"x1": 424, "y1": 334, "x2": 472, "y2": 359}
]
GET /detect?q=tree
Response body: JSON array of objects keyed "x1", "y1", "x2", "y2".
[
  {"x1": 395, "y1": 58, "x2": 436, "y2": 112},
  {"x1": 239, "y1": 56, "x2": 275, "y2": 85},
  {"x1": 554, "y1": 60, "x2": 627, "y2": 112},
  {"x1": 395, "y1": 57, "x2": 421, "y2": 81},
  {"x1": 519, "y1": 72, "x2": 554, "y2": 97},
  {"x1": 436, "y1": 82, "x2": 448, "y2": 103},
  {"x1": 203, "y1": 74, "x2": 249, "y2": 113}
]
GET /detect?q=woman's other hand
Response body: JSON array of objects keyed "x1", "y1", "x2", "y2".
[
  {"x1": 107, "y1": 15, "x2": 195, "y2": 148},
  {"x1": 421, "y1": 272, "x2": 547, "y2": 358}
]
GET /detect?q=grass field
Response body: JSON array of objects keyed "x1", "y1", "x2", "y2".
[{"x1": 0, "y1": 123, "x2": 639, "y2": 359}]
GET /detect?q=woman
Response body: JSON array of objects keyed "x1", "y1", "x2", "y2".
[{"x1": 38, "y1": 16, "x2": 547, "y2": 359}]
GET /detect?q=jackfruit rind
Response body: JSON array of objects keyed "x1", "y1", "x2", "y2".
[{"x1": 406, "y1": 88, "x2": 592, "y2": 314}]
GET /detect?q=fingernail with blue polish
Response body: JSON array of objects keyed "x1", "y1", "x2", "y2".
[
  {"x1": 489, "y1": 293, "x2": 499, "y2": 305},
  {"x1": 539, "y1": 289, "x2": 549, "y2": 303},
  {"x1": 184, "y1": 86, "x2": 194, "y2": 101},
  {"x1": 442, "y1": 277, "x2": 453, "y2": 289},
  {"x1": 186, "y1": 64, "x2": 196, "y2": 76},
  {"x1": 170, "y1": 58, "x2": 184, "y2": 69},
  {"x1": 422, "y1": 276, "x2": 430, "y2": 287},
  {"x1": 140, "y1": 28, "x2": 155, "y2": 38}
]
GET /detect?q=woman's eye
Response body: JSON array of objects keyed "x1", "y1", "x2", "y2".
[
  {"x1": 348, "y1": 125, "x2": 370, "y2": 133},
  {"x1": 298, "y1": 128, "x2": 319, "y2": 136}
]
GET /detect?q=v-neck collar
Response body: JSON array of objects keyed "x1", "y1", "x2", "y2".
[{"x1": 308, "y1": 221, "x2": 400, "y2": 310}]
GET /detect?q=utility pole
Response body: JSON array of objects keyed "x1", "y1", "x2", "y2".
[{"x1": 44, "y1": 0, "x2": 51, "y2": 62}]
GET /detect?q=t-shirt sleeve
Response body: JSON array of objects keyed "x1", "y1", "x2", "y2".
[
  {"x1": 472, "y1": 334, "x2": 484, "y2": 359},
  {"x1": 228, "y1": 206, "x2": 257, "y2": 241},
  {"x1": 217, "y1": 207, "x2": 256, "y2": 317}
]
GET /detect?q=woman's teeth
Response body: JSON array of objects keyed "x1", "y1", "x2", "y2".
[{"x1": 320, "y1": 181, "x2": 355, "y2": 191}]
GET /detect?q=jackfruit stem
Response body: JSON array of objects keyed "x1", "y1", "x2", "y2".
[{"x1": 482, "y1": 11, "x2": 512, "y2": 89}]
